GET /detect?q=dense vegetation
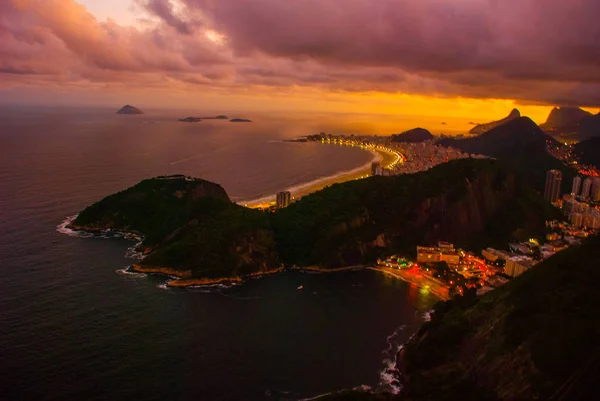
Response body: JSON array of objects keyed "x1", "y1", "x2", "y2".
[
  {"x1": 72, "y1": 175, "x2": 231, "y2": 245},
  {"x1": 72, "y1": 159, "x2": 559, "y2": 278},
  {"x1": 142, "y1": 197, "x2": 279, "y2": 278},
  {"x1": 390, "y1": 128, "x2": 433, "y2": 143},
  {"x1": 272, "y1": 158, "x2": 559, "y2": 268},
  {"x1": 320, "y1": 236, "x2": 600, "y2": 400},
  {"x1": 71, "y1": 176, "x2": 281, "y2": 278},
  {"x1": 438, "y1": 117, "x2": 578, "y2": 193},
  {"x1": 399, "y1": 234, "x2": 600, "y2": 400}
]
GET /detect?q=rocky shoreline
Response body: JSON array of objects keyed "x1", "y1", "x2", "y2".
[{"x1": 129, "y1": 264, "x2": 286, "y2": 288}]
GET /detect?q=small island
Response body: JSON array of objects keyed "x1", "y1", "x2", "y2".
[
  {"x1": 230, "y1": 118, "x2": 252, "y2": 123},
  {"x1": 203, "y1": 115, "x2": 229, "y2": 120},
  {"x1": 178, "y1": 117, "x2": 202, "y2": 123},
  {"x1": 116, "y1": 105, "x2": 144, "y2": 115}
]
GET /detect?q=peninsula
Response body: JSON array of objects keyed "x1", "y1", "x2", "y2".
[{"x1": 69, "y1": 159, "x2": 557, "y2": 287}]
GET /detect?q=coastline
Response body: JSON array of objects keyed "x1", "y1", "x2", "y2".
[
  {"x1": 129, "y1": 264, "x2": 286, "y2": 288},
  {"x1": 291, "y1": 265, "x2": 365, "y2": 273},
  {"x1": 62, "y1": 221, "x2": 448, "y2": 298},
  {"x1": 238, "y1": 144, "x2": 391, "y2": 208},
  {"x1": 369, "y1": 267, "x2": 450, "y2": 300}
]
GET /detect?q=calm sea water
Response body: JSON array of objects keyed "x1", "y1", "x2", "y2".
[{"x1": 0, "y1": 107, "x2": 438, "y2": 400}]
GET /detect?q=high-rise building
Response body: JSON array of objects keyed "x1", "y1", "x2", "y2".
[
  {"x1": 371, "y1": 161, "x2": 383, "y2": 176},
  {"x1": 581, "y1": 177, "x2": 593, "y2": 199},
  {"x1": 572, "y1": 176, "x2": 582, "y2": 196},
  {"x1": 544, "y1": 170, "x2": 562, "y2": 203},
  {"x1": 276, "y1": 191, "x2": 291, "y2": 209},
  {"x1": 592, "y1": 178, "x2": 600, "y2": 202},
  {"x1": 571, "y1": 212, "x2": 584, "y2": 228}
]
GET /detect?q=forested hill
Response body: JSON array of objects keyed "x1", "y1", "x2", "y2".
[{"x1": 438, "y1": 117, "x2": 577, "y2": 193}]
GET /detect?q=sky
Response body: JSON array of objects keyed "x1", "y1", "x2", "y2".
[{"x1": 1, "y1": 0, "x2": 599, "y2": 125}]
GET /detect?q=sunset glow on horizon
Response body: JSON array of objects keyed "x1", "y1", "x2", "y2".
[{"x1": 1, "y1": 0, "x2": 599, "y2": 127}]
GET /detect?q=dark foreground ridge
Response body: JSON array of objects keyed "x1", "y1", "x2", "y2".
[
  {"x1": 574, "y1": 137, "x2": 600, "y2": 167},
  {"x1": 323, "y1": 235, "x2": 600, "y2": 400},
  {"x1": 438, "y1": 117, "x2": 577, "y2": 193},
  {"x1": 70, "y1": 159, "x2": 558, "y2": 284}
]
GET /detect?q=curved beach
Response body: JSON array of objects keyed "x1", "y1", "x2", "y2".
[{"x1": 239, "y1": 144, "x2": 398, "y2": 208}]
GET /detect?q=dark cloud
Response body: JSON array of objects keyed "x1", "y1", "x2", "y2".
[
  {"x1": 1, "y1": 0, "x2": 599, "y2": 107},
  {"x1": 144, "y1": 0, "x2": 195, "y2": 34}
]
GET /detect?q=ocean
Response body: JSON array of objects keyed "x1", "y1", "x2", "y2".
[{"x1": 0, "y1": 107, "x2": 438, "y2": 400}]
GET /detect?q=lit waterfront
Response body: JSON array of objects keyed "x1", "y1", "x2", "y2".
[{"x1": 239, "y1": 139, "x2": 403, "y2": 209}]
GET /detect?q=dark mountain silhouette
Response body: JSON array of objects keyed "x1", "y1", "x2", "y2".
[
  {"x1": 540, "y1": 107, "x2": 600, "y2": 141},
  {"x1": 469, "y1": 108, "x2": 521, "y2": 135},
  {"x1": 398, "y1": 235, "x2": 600, "y2": 401},
  {"x1": 578, "y1": 113, "x2": 600, "y2": 140},
  {"x1": 574, "y1": 137, "x2": 600, "y2": 167},
  {"x1": 390, "y1": 128, "x2": 434, "y2": 143},
  {"x1": 116, "y1": 105, "x2": 144, "y2": 115},
  {"x1": 542, "y1": 107, "x2": 592, "y2": 129},
  {"x1": 438, "y1": 117, "x2": 576, "y2": 193}
]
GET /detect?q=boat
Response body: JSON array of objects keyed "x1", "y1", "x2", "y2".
[{"x1": 297, "y1": 285, "x2": 304, "y2": 290}]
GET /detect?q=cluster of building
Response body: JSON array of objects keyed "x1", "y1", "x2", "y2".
[
  {"x1": 378, "y1": 215, "x2": 595, "y2": 296},
  {"x1": 544, "y1": 170, "x2": 600, "y2": 229},
  {"x1": 308, "y1": 133, "x2": 482, "y2": 177},
  {"x1": 389, "y1": 140, "x2": 481, "y2": 175},
  {"x1": 416, "y1": 241, "x2": 461, "y2": 265}
]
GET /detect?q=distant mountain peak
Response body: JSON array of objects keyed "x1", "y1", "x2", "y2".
[
  {"x1": 116, "y1": 105, "x2": 144, "y2": 115},
  {"x1": 390, "y1": 127, "x2": 434, "y2": 143},
  {"x1": 542, "y1": 106, "x2": 592, "y2": 129},
  {"x1": 469, "y1": 109, "x2": 521, "y2": 135}
]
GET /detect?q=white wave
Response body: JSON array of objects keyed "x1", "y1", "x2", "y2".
[
  {"x1": 56, "y1": 215, "x2": 94, "y2": 238},
  {"x1": 115, "y1": 267, "x2": 147, "y2": 278},
  {"x1": 378, "y1": 325, "x2": 407, "y2": 395},
  {"x1": 156, "y1": 283, "x2": 169, "y2": 290}
]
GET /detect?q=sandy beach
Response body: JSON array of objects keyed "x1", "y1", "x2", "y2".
[{"x1": 239, "y1": 143, "x2": 402, "y2": 208}]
